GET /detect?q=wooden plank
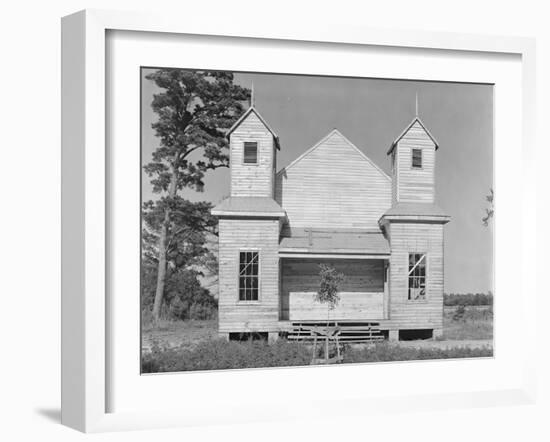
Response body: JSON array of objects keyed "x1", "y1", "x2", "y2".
[
  {"x1": 275, "y1": 130, "x2": 391, "y2": 229},
  {"x1": 230, "y1": 111, "x2": 275, "y2": 198},
  {"x1": 288, "y1": 291, "x2": 384, "y2": 321}
]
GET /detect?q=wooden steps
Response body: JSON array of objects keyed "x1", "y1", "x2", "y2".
[{"x1": 286, "y1": 321, "x2": 385, "y2": 343}]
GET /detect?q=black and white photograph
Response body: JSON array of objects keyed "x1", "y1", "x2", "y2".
[
  {"x1": 4, "y1": 0, "x2": 548, "y2": 439},
  {"x1": 140, "y1": 68, "x2": 494, "y2": 373}
]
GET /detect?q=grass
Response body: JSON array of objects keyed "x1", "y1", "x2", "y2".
[
  {"x1": 442, "y1": 306, "x2": 493, "y2": 340},
  {"x1": 141, "y1": 305, "x2": 493, "y2": 373},
  {"x1": 142, "y1": 339, "x2": 493, "y2": 373}
]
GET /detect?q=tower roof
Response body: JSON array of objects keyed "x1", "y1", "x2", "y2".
[
  {"x1": 387, "y1": 117, "x2": 439, "y2": 155},
  {"x1": 226, "y1": 106, "x2": 281, "y2": 150}
]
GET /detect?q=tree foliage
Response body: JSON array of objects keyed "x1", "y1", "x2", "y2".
[
  {"x1": 482, "y1": 188, "x2": 494, "y2": 227},
  {"x1": 141, "y1": 198, "x2": 219, "y2": 321},
  {"x1": 144, "y1": 69, "x2": 250, "y2": 193},
  {"x1": 143, "y1": 69, "x2": 250, "y2": 320},
  {"x1": 315, "y1": 264, "x2": 344, "y2": 310}
]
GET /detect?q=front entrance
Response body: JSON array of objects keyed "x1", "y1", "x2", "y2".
[{"x1": 280, "y1": 258, "x2": 387, "y2": 321}]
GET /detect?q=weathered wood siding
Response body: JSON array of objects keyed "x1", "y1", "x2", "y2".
[
  {"x1": 218, "y1": 218, "x2": 280, "y2": 333},
  {"x1": 230, "y1": 111, "x2": 275, "y2": 198},
  {"x1": 385, "y1": 223, "x2": 444, "y2": 330},
  {"x1": 280, "y1": 258, "x2": 385, "y2": 320},
  {"x1": 393, "y1": 121, "x2": 436, "y2": 204},
  {"x1": 289, "y1": 292, "x2": 384, "y2": 321},
  {"x1": 275, "y1": 131, "x2": 391, "y2": 229}
]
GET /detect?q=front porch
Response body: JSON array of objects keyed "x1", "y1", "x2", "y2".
[
  {"x1": 279, "y1": 258, "x2": 389, "y2": 322},
  {"x1": 278, "y1": 227, "x2": 391, "y2": 324}
]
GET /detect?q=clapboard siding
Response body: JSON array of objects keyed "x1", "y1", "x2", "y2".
[
  {"x1": 218, "y1": 218, "x2": 280, "y2": 332},
  {"x1": 386, "y1": 223, "x2": 444, "y2": 330},
  {"x1": 275, "y1": 130, "x2": 391, "y2": 229},
  {"x1": 280, "y1": 258, "x2": 384, "y2": 320},
  {"x1": 289, "y1": 292, "x2": 384, "y2": 321},
  {"x1": 393, "y1": 121, "x2": 436, "y2": 204},
  {"x1": 230, "y1": 111, "x2": 275, "y2": 197}
]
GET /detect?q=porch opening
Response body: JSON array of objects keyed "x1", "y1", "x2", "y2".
[{"x1": 280, "y1": 258, "x2": 387, "y2": 322}]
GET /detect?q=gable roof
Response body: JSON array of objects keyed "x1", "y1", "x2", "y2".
[
  {"x1": 387, "y1": 117, "x2": 439, "y2": 155},
  {"x1": 276, "y1": 128, "x2": 390, "y2": 181},
  {"x1": 226, "y1": 106, "x2": 281, "y2": 150}
]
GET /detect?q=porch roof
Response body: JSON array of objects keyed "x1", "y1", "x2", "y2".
[
  {"x1": 279, "y1": 228, "x2": 390, "y2": 256},
  {"x1": 211, "y1": 197, "x2": 286, "y2": 218}
]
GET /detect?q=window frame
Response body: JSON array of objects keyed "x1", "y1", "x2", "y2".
[
  {"x1": 243, "y1": 141, "x2": 259, "y2": 165},
  {"x1": 408, "y1": 252, "x2": 427, "y2": 301},
  {"x1": 411, "y1": 148, "x2": 423, "y2": 169},
  {"x1": 237, "y1": 249, "x2": 261, "y2": 302}
]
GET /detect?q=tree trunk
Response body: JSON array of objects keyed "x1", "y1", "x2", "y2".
[{"x1": 152, "y1": 162, "x2": 178, "y2": 321}]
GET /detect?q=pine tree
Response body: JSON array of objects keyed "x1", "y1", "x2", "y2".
[{"x1": 144, "y1": 69, "x2": 250, "y2": 320}]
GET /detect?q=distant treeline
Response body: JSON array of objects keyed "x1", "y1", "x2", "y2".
[{"x1": 443, "y1": 292, "x2": 493, "y2": 306}]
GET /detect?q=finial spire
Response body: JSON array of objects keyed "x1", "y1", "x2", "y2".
[
  {"x1": 250, "y1": 82, "x2": 255, "y2": 108},
  {"x1": 415, "y1": 91, "x2": 419, "y2": 117}
]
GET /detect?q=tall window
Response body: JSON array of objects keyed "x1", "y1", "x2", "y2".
[
  {"x1": 239, "y1": 251, "x2": 259, "y2": 301},
  {"x1": 243, "y1": 141, "x2": 258, "y2": 164},
  {"x1": 412, "y1": 148, "x2": 422, "y2": 168},
  {"x1": 408, "y1": 253, "x2": 426, "y2": 300}
]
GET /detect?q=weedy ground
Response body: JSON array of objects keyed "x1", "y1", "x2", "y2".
[{"x1": 141, "y1": 306, "x2": 493, "y2": 373}]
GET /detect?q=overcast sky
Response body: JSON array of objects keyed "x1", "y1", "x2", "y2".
[{"x1": 141, "y1": 69, "x2": 493, "y2": 294}]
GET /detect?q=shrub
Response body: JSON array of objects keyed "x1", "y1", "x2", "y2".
[
  {"x1": 444, "y1": 292, "x2": 493, "y2": 306},
  {"x1": 142, "y1": 339, "x2": 493, "y2": 373},
  {"x1": 315, "y1": 264, "x2": 344, "y2": 311},
  {"x1": 142, "y1": 268, "x2": 218, "y2": 321},
  {"x1": 343, "y1": 342, "x2": 493, "y2": 363},
  {"x1": 453, "y1": 305, "x2": 466, "y2": 321}
]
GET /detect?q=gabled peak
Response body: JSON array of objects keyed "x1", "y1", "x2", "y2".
[
  {"x1": 387, "y1": 117, "x2": 439, "y2": 155},
  {"x1": 277, "y1": 127, "x2": 390, "y2": 182},
  {"x1": 226, "y1": 106, "x2": 280, "y2": 150}
]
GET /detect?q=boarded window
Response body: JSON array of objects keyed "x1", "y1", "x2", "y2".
[
  {"x1": 243, "y1": 142, "x2": 258, "y2": 164},
  {"x1": 412, "y1": 148, "x2": 422, "y2": 168},
  {"x1": 408, "y1": 253, "x2": 426, "y2": 300},
  {"x1": 239, "y1": 251, "x2": 259, "y2": 301}
]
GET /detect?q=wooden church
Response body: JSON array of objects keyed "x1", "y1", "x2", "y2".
[{"x1": 212, "y1": 104, "x2": 450, "y2": 342}]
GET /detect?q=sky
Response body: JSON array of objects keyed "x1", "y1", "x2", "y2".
[{"x1": 141, "y1": 69, "x2": 494, "y2": 294}]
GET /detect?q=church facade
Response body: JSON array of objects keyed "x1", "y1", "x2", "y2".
[{"x1": 212, "y1": 106, "x2": 450, "y2": 341}]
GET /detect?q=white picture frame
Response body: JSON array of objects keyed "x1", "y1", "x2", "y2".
[{"x1": 61, "y1": 9, "x2": 537, "y2": 433}]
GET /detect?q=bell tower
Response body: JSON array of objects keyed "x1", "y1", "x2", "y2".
[
  {"x1": 380, "y1": 115, "x2": 450, "y2": 341},
  {"x1": 226, "y1": 106, "x2": 280, "y2": 198},
  {"x1": 388, "y1": 117, "x2": 438, "y2": 205}
]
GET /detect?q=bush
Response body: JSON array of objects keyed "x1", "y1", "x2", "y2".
[
  {"x1": 142, "y1": 268, "x2": 217, "y2": 321},
  {"x1": 444, "y1": 293, "x2": 492, "y2": 306},
  {"x1": 453, "y1": 305, "x2": 466, "y2": 321},
  {"x1": 343, "y1": 342, "x2": 493, "y2": 363},
  {"x1": 444, "y1": 292, "x2": 493, "y2": 306},
  {"x1": 142, "y1": 338, "x2": 493, "y2": 373}
]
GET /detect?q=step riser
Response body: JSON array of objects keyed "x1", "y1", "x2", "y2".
[{"x1": 286, "y1": 321, "x2": 385, "y2": 343}]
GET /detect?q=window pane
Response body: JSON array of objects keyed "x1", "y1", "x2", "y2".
[
  {"x1": 408, "y1": 253, "x2": 427, "y2": 300},
  {"x1": 239, "y1": 251, "x2": 259, "y2": 300},
  {"x1": 412, "y1": 149, "x2": 422, "y2": 168},
  {"x1": 244, "y1": 142, "x2": 258, "y2": 164}
]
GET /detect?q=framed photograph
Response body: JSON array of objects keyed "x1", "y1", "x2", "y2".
[{"x1": 61, "y1": 9, "x2": 537, "y2": 432}]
